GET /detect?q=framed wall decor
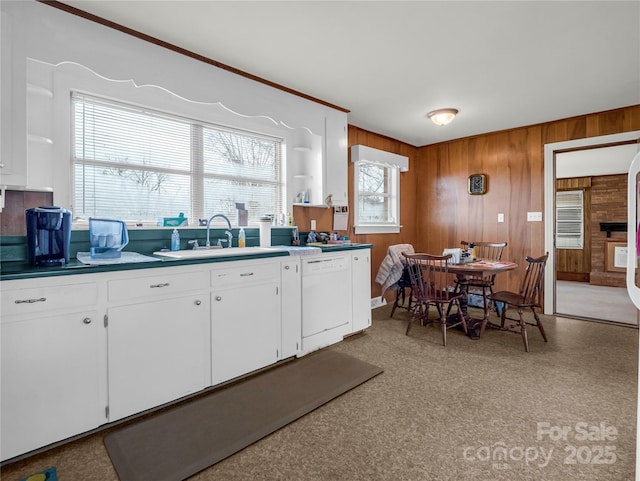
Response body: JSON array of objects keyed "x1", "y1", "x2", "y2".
[{"x1": 468, "y1": 174, "x2": 487, "y2": 195}]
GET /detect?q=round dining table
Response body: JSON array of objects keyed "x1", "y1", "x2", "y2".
[{"x1": 446, "y1": 260, "x2": 518, "y2": 339}]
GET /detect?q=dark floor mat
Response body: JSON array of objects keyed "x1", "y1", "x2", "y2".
[{"x1": 104, "y1": 349, "x2": 383, "y2": 481}]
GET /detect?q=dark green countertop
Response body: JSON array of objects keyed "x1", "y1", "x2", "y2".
[{"x1": 0, "y1": 243, "x2": 372, "y2": 281}]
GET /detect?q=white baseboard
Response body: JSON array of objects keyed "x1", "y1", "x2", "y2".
[{"x1": 370, "y1": 296, "x2": 387, "y2": 309}]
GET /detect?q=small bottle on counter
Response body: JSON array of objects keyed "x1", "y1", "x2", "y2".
[
  {"x1": 171, "y1": 229, "x2": 180, "y2": 251},
  {"x1": 238, "y1": 227, "x2": 246, "y2": 248}
]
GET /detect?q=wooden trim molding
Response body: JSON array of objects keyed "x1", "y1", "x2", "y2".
[{"x1": 38, "y1": 0, "x2": 350, "y2": 114}]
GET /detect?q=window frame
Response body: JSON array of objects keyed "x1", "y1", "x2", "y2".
[
  {"x1": 53, "y1": 66, "x2": 292, "y2": 228},
  {"x1": 353, "y1": 159, "x2": 401, "y2": 234},
  {"x1": 555, "y1": 189, "x2": 585, "y2": 249}
]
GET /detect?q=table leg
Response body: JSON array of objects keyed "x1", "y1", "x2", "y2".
[{"x1": 447, "y1": 277, "x2": 482, "y2": 340}]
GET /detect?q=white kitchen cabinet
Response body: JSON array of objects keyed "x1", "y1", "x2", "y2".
[
  {"x1": 0, "y1": 23, "x2": 54, "y2": 191},
  {"x1": 323, "y1": 112, "x2": 348, "y2": 206},
  {"x1": 289, "y1": 112, "x2": 348, "y2": 209},
  {"x1": 1, "y1": 278, "x2": 105, "y2": 462},
  {"x1": 106, "y1": 268, "x2": 210, "y2": 421},
  {"x1": 280, "y1": 257, "x2": 301, "y2": 358},
  {"x1": 351, "y1": 249, "x2": 372, "y2": 332},
  {"x1": 210, "y1": 259, "x2": 281, "y2": 384},
  {"x1": 0, "y1": 9, "x2": 26, "y2": 189},
  {"x1": 0, "y1": 247, "x2": 371, "y2": 460}
]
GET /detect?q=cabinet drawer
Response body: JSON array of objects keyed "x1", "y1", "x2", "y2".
[
  {"x1": 108, "y1": 270, "x2": 207, "y2": 302},
  {"x1": 2, "y1": 282, "x2": 98, "y2": 317},
  {"x1": 211, "y1": 261, "x2": 279, "y2": 289}
]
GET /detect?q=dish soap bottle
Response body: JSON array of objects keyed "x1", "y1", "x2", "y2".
[
  {"x1": 171, "y1": 229, "x2": 180, "y2": 251},
  {"x1": 238, "y1": 227, "x2": 246, "y2": 248}
]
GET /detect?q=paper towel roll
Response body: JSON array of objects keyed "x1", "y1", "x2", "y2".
[{"x1": 259, "y1": 218, "x2": 271, "y2": 247}]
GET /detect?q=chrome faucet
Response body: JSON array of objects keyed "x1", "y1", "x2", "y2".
[{"x1": 206, "y1": 214, "x2": 233, "y2": 248}]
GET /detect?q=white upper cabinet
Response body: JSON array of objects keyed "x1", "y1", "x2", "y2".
[{"x1": 324, "y1": 113, "x2": 349, "y2": 206}]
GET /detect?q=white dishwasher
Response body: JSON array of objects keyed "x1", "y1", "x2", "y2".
[{"x1": 301, "y1": 254, "x2": 352, "y2": 352}]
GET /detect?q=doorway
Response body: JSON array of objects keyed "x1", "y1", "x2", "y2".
[{"x1": 543, "y1": 133, "x2": 640, "y2": 325}]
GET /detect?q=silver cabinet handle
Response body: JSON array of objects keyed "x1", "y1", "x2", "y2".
[
  {"x1": 215, "y1": 296, "x2": 222, "y2": 301},
  {"x1": 195, "y1": 300, "x2": 202, "y2": 306},
  {"x1": 240, "y1": 272, "x2": 254, "y2": 277},
  {"x1": 83, "y1": 317, "x2": 92, "y2": 324},
  {"x1": 15, "y1": 297, "x2": 46, "y2": 304},
  {"x1": 354, "y1": 257, "x2": 359, "y2": 261},
  {"x1": 284, "y1": 265, "x2": 290, "y2": 270},
  {"x1": 150, "y1": 283, "x2": 170, "y2": 288}
]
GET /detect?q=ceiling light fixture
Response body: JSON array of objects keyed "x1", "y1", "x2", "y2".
[{"x1": 427, "y1": 108, "x2": 459, "y2": 126}]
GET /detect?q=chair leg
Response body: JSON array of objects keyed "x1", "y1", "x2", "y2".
[
  {"x1": 446, "y1": 288, "x2": 455, "y2": 316},
  {"x1": 531, "y1": 307, "x2": 548, "y2": 342},
  {"x1": 407, "y1": 301, "x2": 431, "y2": 334},
  {"x1": 390, "y1": 286, "x2": 402, "y2": 317},
  {"x1": 488, "y1": 286, "x2": 502, "y2": 316},
  {"x1": 482, "y1": 286, "x2": 489, "y2": 315},
  {"x1": 456, "y1": 299, "x2": 468, "y2": 335},
  {"x1": 518, "y1": 309, "x2": 529, "y2": 352},
  {"x1": 391, "y1": 292, "x2": 398, "y2": 318},
  {"x1": 440, "y1": 308, "x2": 447, "y2": 346},
  {"x1": 500, "y1": 304, "x2": 508, "y2": 328},
  {"x1": 405, "y1": 313, "x2": 415, "y2": 335}
]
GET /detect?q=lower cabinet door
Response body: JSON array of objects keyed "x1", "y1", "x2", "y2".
[
  {"x1": 1, "y1": 310, "x2": 104, "y2": 461},
  {"x1": 352, "y1": 250, "x2": 372, "y2": 331},
  {"x1": 280, "y1": 259, "x2": 301, "y2": 359},
  {"x1": 211, "y1": 281, "x2": 280, "y2": 384},
  {"x1": 107, "y1": 295, "x2": 210, "y2": 421}
]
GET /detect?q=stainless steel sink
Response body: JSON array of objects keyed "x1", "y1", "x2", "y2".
[{"x1": 153, "y1": 247, "x2": 276, "y2": 259}]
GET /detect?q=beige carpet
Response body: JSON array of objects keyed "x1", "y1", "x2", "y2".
[{"x1": 2, "y1": 305, "x2": 637, "y2": 481}]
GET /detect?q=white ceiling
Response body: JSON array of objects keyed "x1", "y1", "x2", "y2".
[{"x1": 60, "y1": 0, "x2": 640, "y2": 147}]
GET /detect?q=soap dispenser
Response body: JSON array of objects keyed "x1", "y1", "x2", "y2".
[
  {"x1": 171, "y1": 229, "x2": 180, "y2": 251},
  {"x1": 238, "y1": 227, "x2": 246, "y2": 248}
]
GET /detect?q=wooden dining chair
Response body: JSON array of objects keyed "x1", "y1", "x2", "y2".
[
  {"x1": 390, "y1": 264, "x2": 414, "y2": 317},
  {"x1": 486, "y1": 253, "x2": 549, "y2": 352},
  {"x1": 402, "y1": 253, "x2": 467, "y2": 346},
  {"x1": 454, "y1": 241, "x2": 507, "y2": 315}
]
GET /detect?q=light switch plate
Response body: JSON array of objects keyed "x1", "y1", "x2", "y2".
[
  {"x1": 498, "y1": 213, "x2": 504, "y2": 223},
  {"x1": 527, "y1": 211, "x2": 543, "y2": 222},
  {"x1": 311, "y1": 219, "x2": 316, "y2": 230}
]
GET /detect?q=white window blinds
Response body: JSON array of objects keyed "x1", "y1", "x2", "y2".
[
  {"x1": 556, "y1": 190, "x2": 584, "y2": 249},
  {"x1": 72, "y1": 92, "x2": 283, "y2": 224}
]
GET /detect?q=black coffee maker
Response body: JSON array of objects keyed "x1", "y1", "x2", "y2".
[{"x1": 25, "y1": 206, "x2": 72, "y2": 266}]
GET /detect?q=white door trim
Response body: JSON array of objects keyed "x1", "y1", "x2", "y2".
[{"x1": 543, "y1": 131, "x2": 640, "y2": 315}]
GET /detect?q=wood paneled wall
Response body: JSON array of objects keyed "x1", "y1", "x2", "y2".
[
  {"x1": 342, "y1": 105, "x2": 640, "y2": 300},
  {"x1": 0, "y1": 190, "x2": 54, "y2": 235},
  {"x1": 415, "y1": 105, "x2": 640, "y2": 293},
  {"x1": 556, "y1": 177, "x2": 592, "y2": 282},
  {"x1": 293, "y1": 126, "x2": 419, "y2": 300}
]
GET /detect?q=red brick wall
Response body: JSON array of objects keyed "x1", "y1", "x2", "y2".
[{"x1": 590, "y1": 174, "x2": 626, "y2": 287}]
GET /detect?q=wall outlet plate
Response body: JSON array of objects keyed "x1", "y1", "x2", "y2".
[{"x1": 310, "y1": 219, "x2": 316, "y2": 230}]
